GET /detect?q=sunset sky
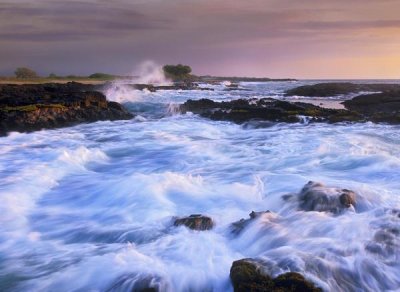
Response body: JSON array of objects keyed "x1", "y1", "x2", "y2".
[{"x1": 1, "y1": 0, "x2": 400, "y2": 79}]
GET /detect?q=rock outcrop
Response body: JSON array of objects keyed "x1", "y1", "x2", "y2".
[
  {"x1": 180, "y1": 98, "x2": 363, "y2": 124},
  {"x1": 342, "y1": 91, "x2": 400, "y2": 124},
  {"x1": 230, "y1": 259, "x2": 321, "y2": 292},
  {"x1": 0, "y1": 82, "x2": 133, "y2": 135},
  {"x1": 173, "y1": 214, "x2": 214, "y2": 231}
]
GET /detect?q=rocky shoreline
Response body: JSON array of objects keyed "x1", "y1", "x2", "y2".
[
  {"x1": 2, "y1": 81, "x2": 400, "y2": 136},
  {"x1": 0, "y1": 82, "x2": 133, "y2": 135}
]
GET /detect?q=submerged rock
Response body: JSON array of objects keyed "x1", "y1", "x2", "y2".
[
  {"x1": 0, "y1": 82, "x2": 133, "y2": 135},
  {"x1": 230, "y1": 259, "x2": 321, "y2": 292},
  {"x1": 298, "y1": 181, "x2": 357, "y2": 213},
  {"x1": 173, "y1": 214, "x2": 214, "y2": 231},
  {"x1": 107, "y1": 274, "x2": 168, "y2": 292},
  {"x1": 231, "y1": 211, "x2": 270, "y2": 234}
]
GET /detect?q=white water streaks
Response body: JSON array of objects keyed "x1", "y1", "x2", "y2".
[{"x1": 0, "y1": 81, "x2": 399, "y2": 291}]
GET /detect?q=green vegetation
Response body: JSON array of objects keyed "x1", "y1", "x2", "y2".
[
  {"x1": 163, "y1": 64, "x2": 192, "y2": 80},
  {"x1": 0, "y1": 104, "x2": 66, "y2": 112},
  {"x1": 88, "y1": 73, "x2": 115, "y2": 80},
  {"x1": 15, "y1": 67, "x2": 39, "y2": 79}
]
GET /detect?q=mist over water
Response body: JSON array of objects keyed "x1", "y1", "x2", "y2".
[{"x1": 0, "y1": 81, "x2": 399, "y2": 291}]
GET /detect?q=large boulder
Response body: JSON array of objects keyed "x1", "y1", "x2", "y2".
[
  {"x1": 298, "y1": 181, "x2": 356, "y2": 213},
  {"x1": 230, "y1": 259, "x2": 321, "y2": 292},
  {"x1": 173, "y1": 214, "x2": 214, "y2": 231}
]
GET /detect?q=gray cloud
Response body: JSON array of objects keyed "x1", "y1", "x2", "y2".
[{"x1": 1, "y1": 0, "x2": 400, "y2": 78}]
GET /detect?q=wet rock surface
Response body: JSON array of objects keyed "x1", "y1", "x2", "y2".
[
  {"x1": 180, "y1": 98, "x2": 364, "y2": 124},
  {"x1": 365, "y1": 208, "x2": 400, "y2": 258},
  {"x1": 0, "y1": 82, "x2": 133, "y2": 135},
  {"x1": 230, "y1": 259, "x2": 322, "y2": 292},
  {"x1": 297, "y1": 181, "x2": 357, "y2": 213},
  {"x1": 173, "y1": 214, "x2": 214, "y2": 230}
]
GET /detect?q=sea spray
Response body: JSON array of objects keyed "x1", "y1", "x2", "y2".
[{"x1": 132, "y1": 61, "x2": 171, "y2": 85}]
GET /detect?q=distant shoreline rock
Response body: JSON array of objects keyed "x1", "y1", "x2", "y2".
[
  {"x1": 0, "y1": 82, "x2": 133, "y2": 136},
  {"x1": 285, "y1": 82, "x2": 400, "y2": 97}
]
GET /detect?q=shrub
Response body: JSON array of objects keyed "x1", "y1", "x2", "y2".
[{"x1": 88, "y1": 73, "x2": 115, "y2": 79}]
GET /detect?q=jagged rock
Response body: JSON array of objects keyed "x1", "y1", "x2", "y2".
[
  {"x1": 230, "y1": 259, "x2": 321, "y2": 292},
  {"x1": 0, "y1": 82, "x2": 133, "y2": 135},
  {"x1": 173, "y1": 214, "x2": 214, "y2": 231},
  {"x1": 231, "y1": 211, "x2": 270, "y2": 234},
  {"x1": 298, "y1": 181, "x2": 356, "y2": 213}
]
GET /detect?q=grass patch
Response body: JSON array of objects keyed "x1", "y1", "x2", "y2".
[{"x1": 0, "y1": 104, "x2": 66, "y2": 112}]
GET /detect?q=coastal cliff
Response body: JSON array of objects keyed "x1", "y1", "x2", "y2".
[{"x1": 0, "y1": 82, "x2": 133, "y2": 135}]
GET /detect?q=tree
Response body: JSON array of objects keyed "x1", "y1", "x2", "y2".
[
  {"x1": 163, "y1": 64, "x2": 192, "y2": 78},
  {"x1": 48, "y1": 73, "x2": 58, "y2": 78},
  {"x1": 15, "y1": 67, "x2": 38, "y2": 78},
  {"x1": 88, "y1": 73, "x2": 115, "y2": 79}
]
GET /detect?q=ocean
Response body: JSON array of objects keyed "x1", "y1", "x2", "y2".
[{"x1": 0, "y1": 80, "x2": 399, "y2": 291}]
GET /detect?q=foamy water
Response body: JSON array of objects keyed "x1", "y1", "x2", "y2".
[{"x1": 0, "y1": 81, "x2": 399, "y2": 291}]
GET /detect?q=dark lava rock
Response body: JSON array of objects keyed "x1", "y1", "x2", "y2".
[
  {"x1": 343, "y1": 91, "x2": 400, "y2": 124},
  {"x1": 298, "y1": 181, "x2": 356, "y2": 213},
  {"x1": 231, "y1": 211, "x2": 270, "y2": 234},
  {"x1": 285, "y1": 82, "x2": 400, "y2": 97},
  {"x1": 0, "y1": 82, "x2": 133, "y2": 135},
  {"x1": 180, "y1": 98, "x2": 363, "y2": 124},
  {"x1": 230, "y1": 259, "x2": 321, "y2": 292},
  {"x1": 173, "y1": 214, "x2": 214, "y2": 231}
]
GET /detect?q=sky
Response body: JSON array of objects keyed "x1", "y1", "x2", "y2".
[{"x1": 1, "y1": 0, "x2": 400, "y2": 79}]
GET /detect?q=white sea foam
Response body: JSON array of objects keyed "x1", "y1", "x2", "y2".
[{"x1": 0, "y1": 82, "x2": 399, "y2": 291}]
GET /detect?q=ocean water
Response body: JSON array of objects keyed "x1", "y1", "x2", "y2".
[{"x1": 0, "y1": 81, "x2": 399, "y2": 291}]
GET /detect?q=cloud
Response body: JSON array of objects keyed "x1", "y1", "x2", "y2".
[
  {"x1": 1, "y1": 0, "x2": 400, "y2": 78},
  {"x1": 0, "y1": 0, "x2": 170, "y2": 42}
]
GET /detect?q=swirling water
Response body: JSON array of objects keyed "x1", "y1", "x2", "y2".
[{"x1": 0, "y1": 81, "x2": 399, "y2": 291}]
